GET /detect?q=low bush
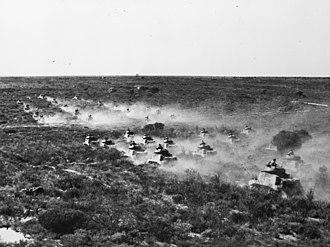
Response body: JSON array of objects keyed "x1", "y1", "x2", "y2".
[
  {"x1": 271, "y1": 129, "x2": 311, "y2": 153},
  {"x1": 142, "y1": 122, "x2": 165, "y2": 136},
  {"x1": 148, "y1": 87, "x2": 159, "y2": 94},
  {"x1": 296, "y1": 223, "x2": 321, "y2": 240},
  {"x1": 38, "y1": 208, "x2": 87, "y2": 234}
]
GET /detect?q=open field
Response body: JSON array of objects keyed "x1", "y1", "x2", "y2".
[{"x1": 1, "y1": 76, "x2": 330, "y2": 246}]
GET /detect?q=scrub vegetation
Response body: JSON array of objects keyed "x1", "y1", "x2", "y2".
[{"x1": 1, "y1": 76, "x2": 330, "y2": 246}]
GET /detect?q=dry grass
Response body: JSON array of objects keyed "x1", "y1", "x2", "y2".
[{"x1": 1, "y1": 76, "x2": 330, "y2": 246}]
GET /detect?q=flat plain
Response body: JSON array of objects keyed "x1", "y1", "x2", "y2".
[{"x1": 1, "y1": 76, "x2": 330, "y2": 246}]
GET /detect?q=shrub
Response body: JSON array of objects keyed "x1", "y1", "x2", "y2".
[
  {"x1": 38, "y1": 208, "x2": 87, "y2": 234},
  {"x1": 149, "y1": 87, "x2": 160, "y2": 94},
  {"x1": 215, "y1": 125, "x2": 238, "y2": 136},
  {"x1": 138, "y1": 86, "x2": 148, "y2": 91},
  {"x1": 142, "y1": 122, "x2": 165, "y2": 136},
  {"x1": 142, "y1": 216, "x2": 173, "y2": 242},
  {"x1": 56, "y1": 174, "x2": 86, "y2": 190},
  {"x1": 62, "y1": 187, "x2": 82, "y2": 201},
  {"x1": 230, "y1": 210, "x2": 249, "y2": 224},
  {"x1": 295, "y1": 129, "x2": 312, "y2": 142},
  {"x1": 295, "y1": 91, "x2": 307, "y2": 98},
  {"x1": 60, "y1": 229, "x2": 92, "y2": 247},
  {"x1": 271, "y1": 129, "x2": 311, "y2": 153},
  {"x1": 296, "y1": 223, "x2": 321, "y2": 239},
  {"x1": 291, "y1": 198, "x2": 315, "y2": 217}
]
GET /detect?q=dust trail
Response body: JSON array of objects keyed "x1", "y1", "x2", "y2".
[
  {"x1": 38, "y1": 97, "x2": 283, "y2": 172},
  {"x1": 33, "y1": 96, "x2": 330, "y2": 199},
  {"x1": 299, "y1": 135, "x2": 330, "y2": 168},
  {"x1": 42, "y1": 97, "x2": 213, "y2": 130}
]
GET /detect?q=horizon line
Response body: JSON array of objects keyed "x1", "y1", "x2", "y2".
[{"x1": 1, "y1": 74, "x2": 330, "y2": 79}]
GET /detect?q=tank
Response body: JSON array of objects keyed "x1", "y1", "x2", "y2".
[
  {"x1": 124, "y1": 129, "x2": 135, "y2": 142},
  {"x1": 128, "y1": 142, "x2": 148, "y2": 158},
  {"x1": 87, "y1": 115, "x2": 93, "y2": 121},
  {"x1": 249, "y1": 166, "x2": 304, "y2": 197},
  {"x1": 241, "y1": 126, "x2": 254, "y2": 135},
  {"x1": 265, "y1": 143, "x2": 277, "y2": 151},
  {"x1": 142, "y1": 134, "x2": 155, "y2": 144},
  {"x1": 147, "y1": 146, "x2": 177, "y2": 166},
  {"x1": 32, "y1": 112, "x2": 44, "y2": 122},
  {"x1": 32, "y1": 111, "x2": 40, "y2": 120},
  {"x1": 281, "y1": 152, "x2": 314, "y2": 179},
  {"x1": 37, "y1": 94, "x2": 46, "y2": 100},
  {"x1": 100, "y1": 138, "x2": 115, "y2": 147},
  {"x1": 83, "y1": 135, "x2": 99, "y2": 146},
  {"x1": 193, "y1": 141, "x2": 217, "y2": 158},
  {"x1": 200, "y1": 128, "x2": 209, "y2": 138},
  {"x1": 164, "y1": 137, "x2": 176, "y2": 148},
  {"x1": 281, "y1": 153, "x2": 304, "y2": 173},
  {"x1": 226, "y1": 134, "x2": 240, "y2": 144},
  {"x1": 23, "y1": 104, "x2": 31, "y2": 112}
]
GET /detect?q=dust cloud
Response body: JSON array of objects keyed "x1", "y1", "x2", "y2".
[{"x1": 36, "y1": 96, "x2": 330, "y2": 200}]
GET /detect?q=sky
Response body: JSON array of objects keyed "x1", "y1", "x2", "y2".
[{"x1": 0, "y1": 0, "x2": 329, "y2": 77}]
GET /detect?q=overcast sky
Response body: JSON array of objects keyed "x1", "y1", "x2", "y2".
[{"x1": 0, "y1": 0, "x2": 329, "y2": 77}]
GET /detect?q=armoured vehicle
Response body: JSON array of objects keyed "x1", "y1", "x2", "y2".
[
  {"x1": 83, "y1": 134, "x2": 99, "y2": 146},
  {"x1": 24, "y1": 104, "x2": 31, "y2": 112},
  {"x1": 265, "y1": 143, "x2": 277, "y2": 151},
  {"x1": 193, "y1": 140, "x2": 217, "y2": 158},
  {"x1": 280, "y1": 150, "x2": 313, "y2": 177},
  {"x1": 124, "y1": 129, "x2": 135, "y2": 141},
  {"x1": 163, "y1": 137, "x2": 176, "y2": 148},
  {"x1": 241, "y1": 125, "x2": 254, "y2": 135},
  {"x1": 226, "y1": 133, "x2": 240, "y2": 144},
  {"x1": 142, "y1": 134, "x2": 155, "y2": 145},
  {"x1": 200, "y1": 128, "x2": 209, "y2": 138},
  {"x1": 249, "y1": 165, "x2": 304, "y2": 197},
  {"x1": 128, "y1": 141, "x2": 148, "y2": 157},
  {"x1": 147, "y1": 144, "x2": 177, "y2": 166},
  {"x1": 100, "y1": 137, "x2": 115, "y2": 147}
]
